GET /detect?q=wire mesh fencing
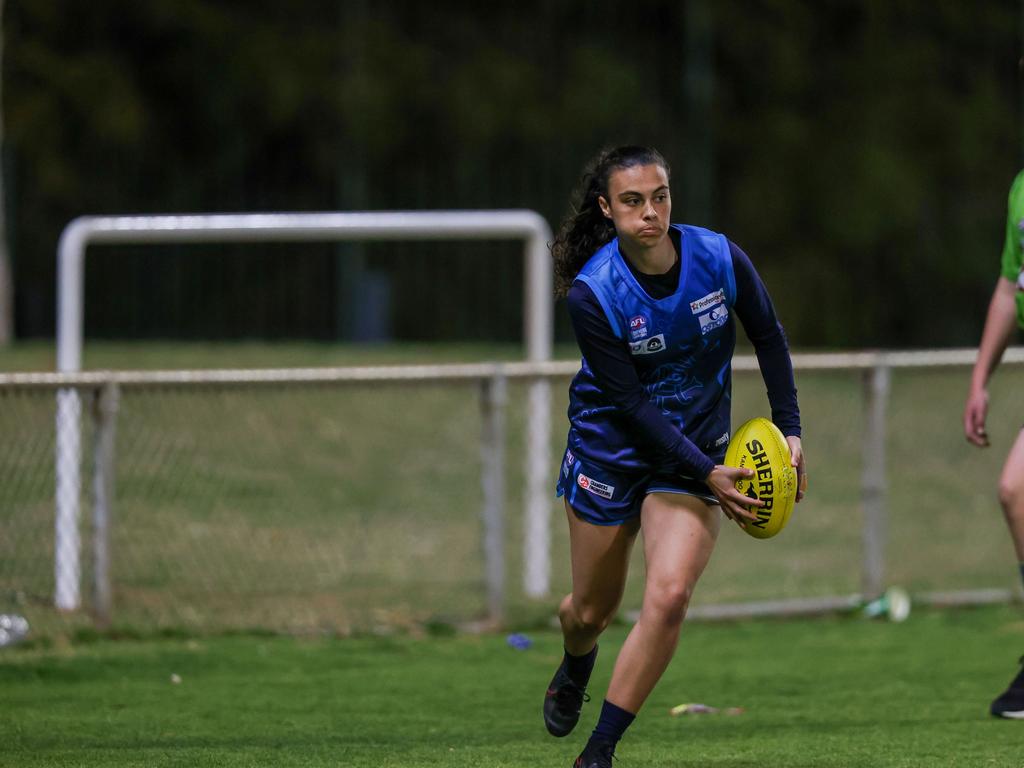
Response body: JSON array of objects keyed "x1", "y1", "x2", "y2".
[
  {"x1": 2, "y1": 373, "x2": 502, "y2": 640},
  {"x1": 1, "y1": 354, "x2": 1023, "y2": 643}
]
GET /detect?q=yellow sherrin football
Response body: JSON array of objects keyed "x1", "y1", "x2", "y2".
[{"x1": 724, "y1": 417, "x2": 797, "y2": 539}]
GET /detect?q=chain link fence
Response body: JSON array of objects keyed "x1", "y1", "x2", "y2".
[
  {"x1": 3, "y1": 370, "x2": 504, "y2": 640},
  {"x1": 2, "y1": 354, "x2": 1023, "y2": 643}
]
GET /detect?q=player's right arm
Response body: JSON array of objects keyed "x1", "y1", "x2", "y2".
[
  {"x1": 966, "y1": 174, "x2": 1024, "y2": 447},
  {"x1": 965, "y1": 276, "x2": 1017, "y2": 447},
  {"x1": 566, "y1": 282, "x2": 761, "y2": 523}
]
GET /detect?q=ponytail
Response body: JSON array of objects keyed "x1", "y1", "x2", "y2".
[{"x1": 551, "y1": 145, "x2": 669, "y2": 297}]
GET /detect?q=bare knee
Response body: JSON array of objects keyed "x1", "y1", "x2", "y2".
[
  {"x1": 998, "y1": 476, "x2": 1024, "y2": 516},
  {"x1": 568, "y1": 596, "x2": 618, "y2": 635},
  {"x1": 642, "y1": 580, "x2": 694, "y2": 628}
]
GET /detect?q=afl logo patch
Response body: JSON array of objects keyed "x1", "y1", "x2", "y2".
[{"x1": 628, "y1": 315, "x2": 649, "y2": 340}]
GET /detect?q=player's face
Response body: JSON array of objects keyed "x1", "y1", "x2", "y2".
[{"x1": 598, "y1": 164, "x2": 672, "y2": 250}]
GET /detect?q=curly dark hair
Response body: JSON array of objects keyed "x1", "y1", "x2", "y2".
[{"x1": 551, "y1": 145, "x2": 670, "y2": 297}]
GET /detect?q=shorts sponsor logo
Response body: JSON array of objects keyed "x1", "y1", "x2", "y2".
[
  {"x1": 628, "y1": 315, "x2": 649, "y2": 340},
  {"x1": 698, "y1": 305, "x2": 729, "y2": 335},
  {"x1": 577, "y1": 472, "x2": 614, "y2": 499},
  {"x1": 690, "y1": 288, "x2": 725, "y2": 314},
  {"x1": 713, "y1": 431, "x2": 730, "y2": 448},
  {"x1": 629, "y1": 333, "x2": 666, "y2": 356},
  {"x1": 562, "y1": 449, "x2": 575, "y2": 477}
]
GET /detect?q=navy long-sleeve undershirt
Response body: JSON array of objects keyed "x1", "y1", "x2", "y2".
[{"x1": 566, "y1": 239, "x2": 800, "y2": 480}]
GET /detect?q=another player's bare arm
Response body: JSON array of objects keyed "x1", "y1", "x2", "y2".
[
  {"x1": 965, "y1": 277, "x2": 1017, "y2": 448},
  {"x1": 705, "y1": 465, "x2": 764, "y2": 527}
]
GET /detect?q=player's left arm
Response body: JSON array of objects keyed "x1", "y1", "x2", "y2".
[{"x1": 729, "y1": 240, "x2": 806, "y2": 501}]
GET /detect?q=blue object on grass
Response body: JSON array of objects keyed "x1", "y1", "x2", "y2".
[{"x1": 506, "y1": 633, "x2": 532, "y2": 650}]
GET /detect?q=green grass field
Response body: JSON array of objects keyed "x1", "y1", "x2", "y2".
[{"x1": 3, "y1": 605, "x2": 1024, "y2": 767}]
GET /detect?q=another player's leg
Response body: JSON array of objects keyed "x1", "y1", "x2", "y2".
[
  {"x1": 991, "y1": 429, "x2": 1024, "y2": 719},
  {"x1": 545, "y1": 499, "x2": 639, "y2": 738},
  {"x1": 574, "y1": 492, "x2": 720, "y2": 766}
]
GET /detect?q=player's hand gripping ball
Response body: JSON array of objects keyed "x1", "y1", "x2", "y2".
[{"x1": 724, "y1": 417, "x2": 798, "y2": 539}]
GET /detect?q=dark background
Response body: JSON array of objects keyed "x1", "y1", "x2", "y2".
[{"x1": 5, "y1": 1, "x2": 1022, "y2": 348}]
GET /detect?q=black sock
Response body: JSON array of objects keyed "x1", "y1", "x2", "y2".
[
  {"x1": 564, "y1": 644, "x2": 598, "y2": 688},
  {"x1": 1019, "y1": 562, "x2": 1024, "y2": 591},
  {"x1": 591, "y1": 699, "x2": 636, "y2": 745}
]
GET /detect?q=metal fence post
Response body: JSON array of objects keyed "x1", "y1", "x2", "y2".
[
  {"x1": 523, "y1": 224, "x2": 553, "y2": 599},
  {"x1": 861, "y1": 363, "x2": 890, "y2": 600},
  {"x1": 480, "y1": 371, "x2": 508, "y2": 627},
  {"x1": 54, "y1": 387, "x2": 82, "y2": 611},
  {"x1": 524, "y1": 377, "x2": 551, "y2": 598},
  {"x1": 91, "y1": 381, "x2": 120, "y2": 628}
]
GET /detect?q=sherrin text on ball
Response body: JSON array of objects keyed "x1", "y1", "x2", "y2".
[{"x1": 724, "y1": 417, "x2": 798, "y2": 539}]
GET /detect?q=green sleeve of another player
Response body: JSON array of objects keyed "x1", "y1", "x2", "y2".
[
  {"x1": 1001, "y1": 170, "x2": 1024, "y2": 328},
  {"x1": 1000, "y1": 170, "x2": 1024, "y2": 283}
]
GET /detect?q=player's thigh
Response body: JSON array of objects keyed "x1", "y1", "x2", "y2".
[
  {"x1": 999, "y1": 428, "x2": 1024, "y2": 499},
  {"x1": 564, "y1": 499, "x2": 640, "y2": 609},
  {"x1": 640, "y1": 491, "x2": 721, "y2": 597}
]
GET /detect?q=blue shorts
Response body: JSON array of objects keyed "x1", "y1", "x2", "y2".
[{"x1": 555, "y1": 446, "x2": 719, "y2": 526}]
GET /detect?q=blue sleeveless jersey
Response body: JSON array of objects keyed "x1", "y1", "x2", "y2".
[{"x1": 567, "y1": 224, "x2": 737, "y2": 475}]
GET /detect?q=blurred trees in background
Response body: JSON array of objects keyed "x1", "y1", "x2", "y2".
[{"x1": 2, "y1": 0, "x2": 1021, "y2": 348}]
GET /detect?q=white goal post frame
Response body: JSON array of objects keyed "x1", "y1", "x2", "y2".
[{"x1": 54, "y1": 210, "x2": 556, "y2": 611}]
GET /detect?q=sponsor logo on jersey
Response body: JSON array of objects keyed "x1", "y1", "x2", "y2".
[
  {"x1": 629, "y1": 333, "x2": 666, "y2": 356},
  {"x1": 577, "y1": 472, "x2": 614, "y2": 499},
  {"x1": 628, "y1": 315, "x2": 649, "y2": 340},
  {"x1": 690, "y1": 288, "x2": 725, "y2": 314},
  {"x1": 698, "y1": 305, "x2": 729, "y2": 335}
]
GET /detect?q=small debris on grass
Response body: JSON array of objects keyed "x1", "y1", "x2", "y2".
[
  {"x1": 0, "y1": 615, "x2": 29, "y2": 648},
  {"x1": 670, "y1": 702, "x2": 744, "y2": 716}
]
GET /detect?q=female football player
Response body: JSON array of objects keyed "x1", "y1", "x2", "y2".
[
  {"x1": 544, "y1": 145, "x2": 806, "y2": 768},
  {"x1": 963, "y1": 167, "x2": 1024, "y2": 720}
]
